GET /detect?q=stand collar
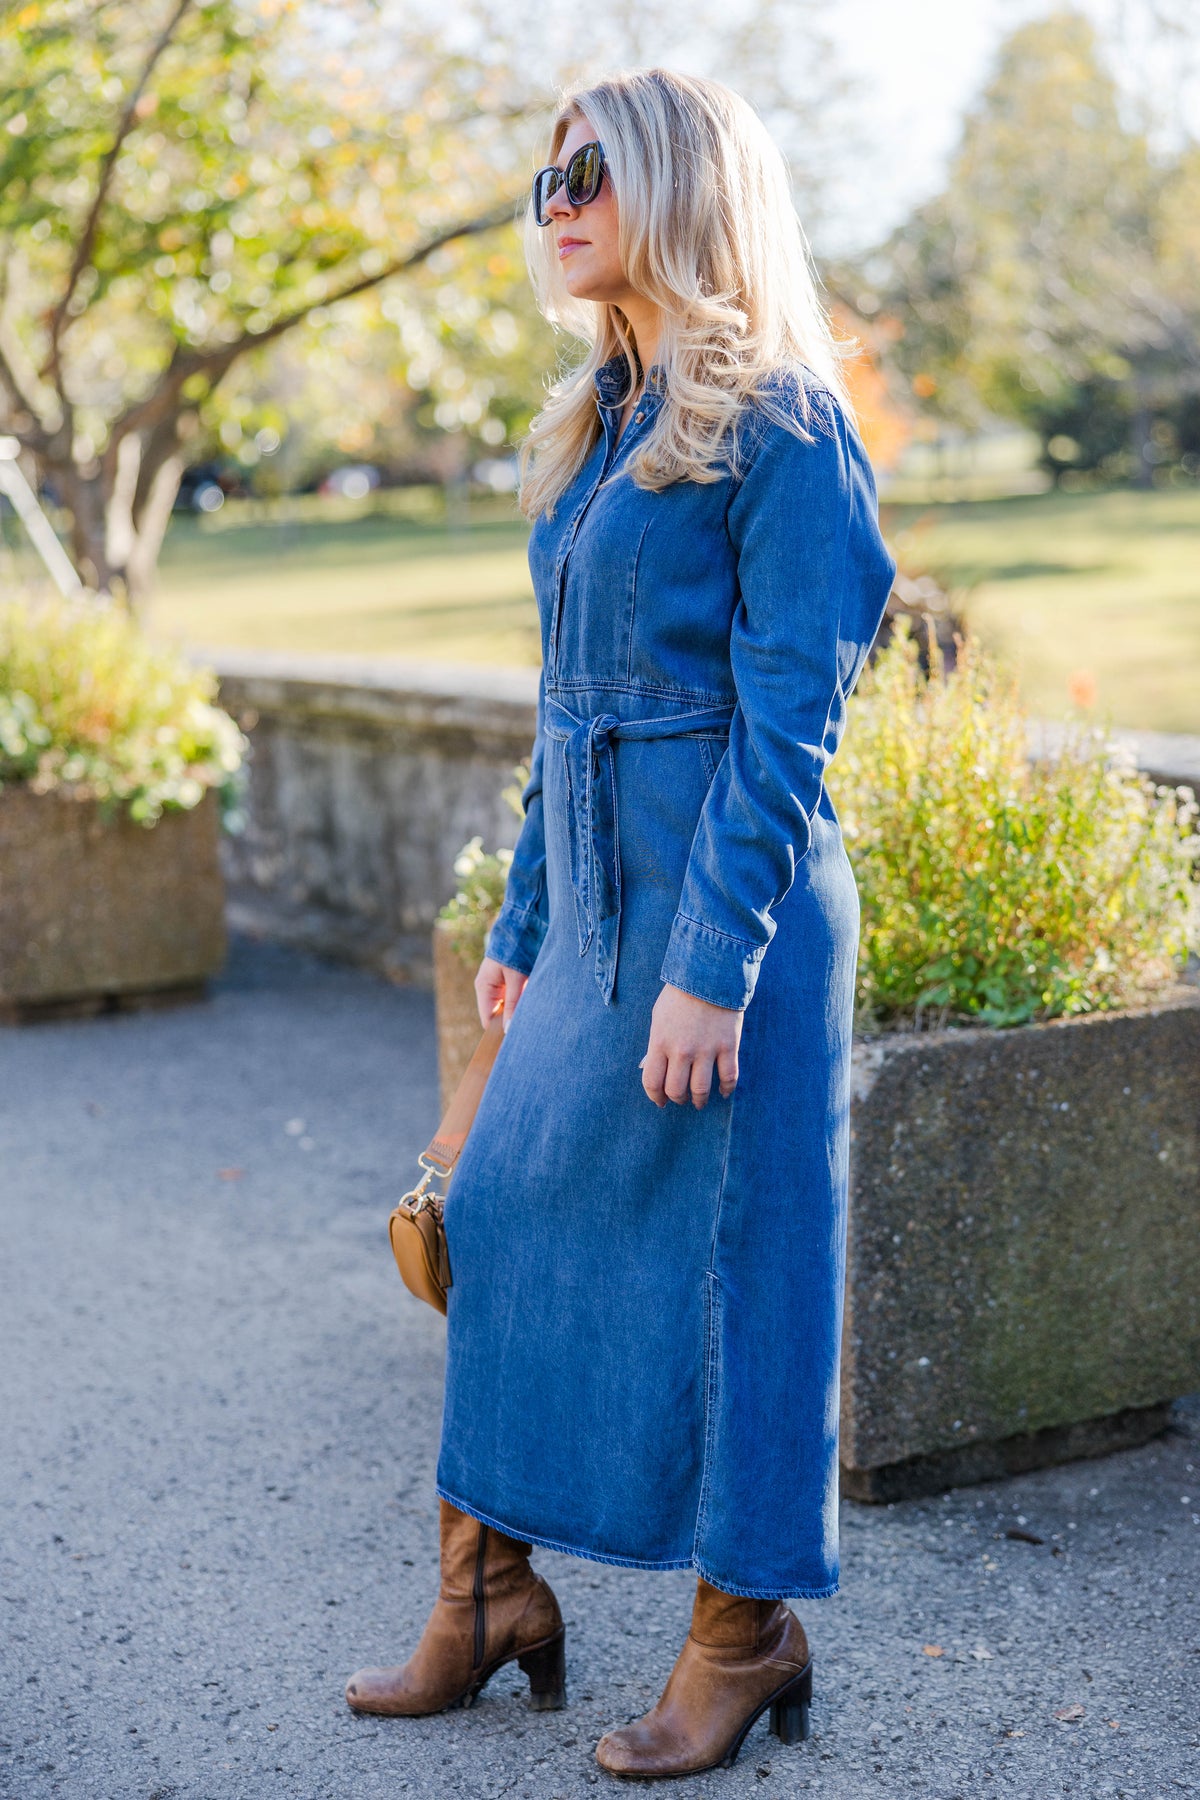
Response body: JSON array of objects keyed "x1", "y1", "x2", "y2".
[{"x1": 592, "y1": 352, "x2": 667, "y2": 410}]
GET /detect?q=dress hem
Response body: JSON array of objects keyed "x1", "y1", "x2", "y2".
[{"x1": 434, "y1": 1484, "x2": 840, "y2": 1603}]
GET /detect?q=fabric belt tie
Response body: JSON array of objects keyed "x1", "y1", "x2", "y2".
[{"x1": 543, "y1": 697, "x2": 736, "y2": 1004}]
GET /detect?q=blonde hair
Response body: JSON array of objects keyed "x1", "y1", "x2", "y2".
[{"x1": 517, "y1": 67, "x2": 854, "y2": 522}]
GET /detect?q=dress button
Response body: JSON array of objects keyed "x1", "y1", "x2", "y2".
[{"x1": 634, "y1": 411, "x2": 644, "y2": 423}]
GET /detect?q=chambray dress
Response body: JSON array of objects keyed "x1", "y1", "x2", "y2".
[{"x1": 435, "y1": 355, "x2": 894, "y2": 1598}]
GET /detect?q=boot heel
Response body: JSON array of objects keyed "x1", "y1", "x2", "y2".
[
  {"x1": 518, "y1": 1629, "x2": 566, "y2": 1711},
  {"x1": 768, "y1": 1659, "x2": 813, "y2": 1745}
]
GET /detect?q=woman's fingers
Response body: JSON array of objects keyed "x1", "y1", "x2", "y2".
[
  {"x1": 640, "y1": 1044, "x2": 669, "y2": 1108},
  {"x1": 474, "y1": 961, "x2": 503, "y2": 1028},
  {"x1": 502, "y1": 966, "x2": 528, "y2": 1031},
  {"x1": 474, "y1": 956, "x2": 527, "y2": 1029},
  {"x1": 641, "y1": 984, "x2": 744, "y2": 1110},
  {"x1": 643, "y1": 1044, "x2": 715, "y2": 1109},
  {"x1": 689, "y1": 1055, "x2": 714, "y2": 1109},
  {"x1": 663, "y1": 1053, "x2": 695, "y2": 1107}
]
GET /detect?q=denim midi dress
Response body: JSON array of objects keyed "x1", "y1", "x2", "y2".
[{"x1": 435, "y1": 355, "x2": 895, "y2": 1599}]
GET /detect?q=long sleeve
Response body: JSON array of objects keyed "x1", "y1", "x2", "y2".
[
  {"x1": 659, "y1": 386, "x2": 895, "y2": 1011},
  {"x1": 485, "y1": 664, "x2": 551, "y2": 974}
]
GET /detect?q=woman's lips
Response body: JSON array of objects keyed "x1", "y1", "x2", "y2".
[{"x1": 558, "y1": 239, "x2": 587, "y2": 258}]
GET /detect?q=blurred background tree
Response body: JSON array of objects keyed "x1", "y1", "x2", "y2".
[
  {"x1": 869, "y1": 9, "x2": 1200, "y2": 485},
  {"x1": 2, "y1": 0, "x2": 1197, "y2": 728},
  {"x1": 0, "y1": 0, "x2": 841, "y2": 600},
  {"x1": 0, "y1": 0, "x2": 539, "y2": 597}
]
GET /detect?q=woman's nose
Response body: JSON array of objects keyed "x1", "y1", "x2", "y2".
[{"x1": 545, "y1": 181, "x2": 579, "y2": 222}]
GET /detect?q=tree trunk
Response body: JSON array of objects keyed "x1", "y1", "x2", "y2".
[
  {"x1": 55, "y1": 462, "x2": 115, "y2": 594},
  {"x1": 38, "y1": 433, "x2": 185, "y2": 609},
  {"x1": 125, "y1": 451, "x2": 184, "y2": 602}
]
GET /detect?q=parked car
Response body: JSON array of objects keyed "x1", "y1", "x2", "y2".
[
  {"x1": 318, "y1": 464, "x2": 381, "y2": 500},
  {"x1": 471, "y1": 455, "x2": 519, "y2": 493},
  {"x1": 174, "y1": 463, "x2": 244, "y2": 514}
]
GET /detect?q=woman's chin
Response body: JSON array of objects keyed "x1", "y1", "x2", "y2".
[{"x1": 560, "y1": 270, "x2": 599, "y2": 302}]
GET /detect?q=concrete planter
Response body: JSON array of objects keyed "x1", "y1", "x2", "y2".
[
  {"x1": 0, "y1": 787, "x2": 227, "y2": 1021},
  {"x1": 215, "y1": 654, "x2": 538, "y2": 985},
  {"x1": 432, "y1": 917, "x2": 486, "y2": 1112},
  {"x1": 842, "y1": 987, "x2": 1200, "y2": 1500},
  {"x1": 428, "y1": 916, "x2": 1200, "y2": 1500}
]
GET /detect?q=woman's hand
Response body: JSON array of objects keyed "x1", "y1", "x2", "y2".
[
  {"x1": 475, "y1": 955, "x2": 529, "y2": 1031},
  {"x1": 640, "y1": 983, "x2": 743, "y2": 1109}
]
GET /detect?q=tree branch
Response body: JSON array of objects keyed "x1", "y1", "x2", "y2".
[
  {"x1": 0, "y1": 326, "x2": 42, "y2": 425},
  {"x1": 130, "y1": 411, "x2": 184, "y2": 530},
  {"x1": 0, "y1": 251, "x2": 64, "y2": 442},
  {"x1": 109, "y1": 197, "x2": 521, "y2": 445},
  {"x1": 44, "y1": 0, "x2": 196, "y2": 392},
  {"x1": 0, "y1": 323, "x2": 59, "y2": 453}
]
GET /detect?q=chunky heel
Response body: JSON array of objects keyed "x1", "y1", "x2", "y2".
[
  {"x1": 768, "y1": 1658, "x2": 813, "y2": 1745},
  {"x1": 518, "y1": 1629, "x2": 567, "y2": 1711}
]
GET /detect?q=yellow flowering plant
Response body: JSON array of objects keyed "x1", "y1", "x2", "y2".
[
  {"x1": 0, "y1": 597, "x2": 247, "y2": 827},
  {"x1": 831, "y1": 624, "x2": 1198, "y2": 1029}
]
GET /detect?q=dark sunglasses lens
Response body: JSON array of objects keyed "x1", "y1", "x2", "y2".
[
  {"x1": 566, "y1": 142, "x2": 602, "y2": 205},
  {"x1": 533, "y1": 167, "x2": 562, "y2": 225}
]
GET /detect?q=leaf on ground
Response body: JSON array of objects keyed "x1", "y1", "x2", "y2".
[
  {"x1": 922, "y1": 1644, "x2": 944, "y2": 1657},
  {"x1": 1054, "y1": 1703, "x2": 1085, "y2": 1721}
]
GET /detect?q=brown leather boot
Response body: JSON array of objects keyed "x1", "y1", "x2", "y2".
[
  {"x1": 595, "y1": 1577, "x2": 811, "y2": 1778},
  {"x1": 344, "y1": 1499, "x2": 565, "y2": 1716}
]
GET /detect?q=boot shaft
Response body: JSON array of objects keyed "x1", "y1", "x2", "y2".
[
  {"x1": 437, "y1": 1498, "x2": 534, "y2": 1604},
  {"x1": 690, "y1": 1577, "x2": 791, "y2": 1654}
]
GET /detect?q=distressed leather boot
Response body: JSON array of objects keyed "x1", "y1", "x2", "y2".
[
  {"x1": 595, "y1": 1576, "x2": 811, "y2": 1778},
  {"x1": 344, "y1": 1499, "x2": 565, "y2": 1716}
]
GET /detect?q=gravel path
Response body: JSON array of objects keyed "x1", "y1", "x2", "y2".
[{"x1": 2, "y1": 938, "x2": 1196, "y2": 1800}]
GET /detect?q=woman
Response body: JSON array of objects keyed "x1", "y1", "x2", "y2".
[{"x1": 346, "y1": 68, "x2": 895, "y2": 1778}]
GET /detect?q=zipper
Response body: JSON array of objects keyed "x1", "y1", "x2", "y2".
[{"x1": 472, "y1": 1524, "x2": 489, "y2": 1671}]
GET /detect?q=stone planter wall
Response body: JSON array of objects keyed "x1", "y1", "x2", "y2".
[
  {"x1": 215, "y1": 651, "x2": 538, "y2": 986},
  {"x1": 0, "y1": 787, "x2": 227, "y2": 1020},
  {"x1": 842, "y1": 987, "x2": 1200, "y2": 1499},
  {"x1": 213, "y1": 649, "x2": 1199, "y2": 991}
]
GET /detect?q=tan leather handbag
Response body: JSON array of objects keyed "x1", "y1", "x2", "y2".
[{"x1": 388, "y1": 1011, "x2": 505, "y2": 1314}]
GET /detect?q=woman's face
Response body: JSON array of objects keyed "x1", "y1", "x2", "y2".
[{"x1": 543, "y1": 113, "x2": 628, "y2": 307}]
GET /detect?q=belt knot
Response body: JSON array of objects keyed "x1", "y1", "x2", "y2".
[{"x1": 544, "y1": 697, "x2": 736, "y2": 1005}]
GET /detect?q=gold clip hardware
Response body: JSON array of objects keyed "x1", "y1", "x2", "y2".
[{"x1": 398, "y1": 1155, "x2": 451, "y2": 1213}]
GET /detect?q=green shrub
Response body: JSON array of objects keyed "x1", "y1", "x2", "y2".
[
  {"x1": 438, "y1": 836, "x2": 515, "y2": 968},
  {"x1": 0, "y1": 596, "x2": 247, "y2": 827},
  {"x1": 438, "y1": 765, "x2": 529, "y2": 966},
  {"x1": 830, "y1": 625, "x2": 1198, "y2": 1029}
]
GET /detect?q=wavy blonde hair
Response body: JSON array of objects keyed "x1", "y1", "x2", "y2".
[{"x1": 517, "y1": 67, "x2": 854, "y2": 522}]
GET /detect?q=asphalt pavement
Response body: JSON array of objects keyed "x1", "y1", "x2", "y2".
[{"x1": 2, "y1": 937, "x2": 1197, "y2": 1800}]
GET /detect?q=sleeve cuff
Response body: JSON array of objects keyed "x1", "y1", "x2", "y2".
[
  {"x1": 485, "y1": 901, "x2": 548, "y2": 977},
  {"x1": 659, "y1": 912, "x2": 765, "y2": 1011}
]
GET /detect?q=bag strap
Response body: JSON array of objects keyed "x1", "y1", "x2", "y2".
[{"x1": 421, "y1": 1009, "x2": 506, "y2": 1176}]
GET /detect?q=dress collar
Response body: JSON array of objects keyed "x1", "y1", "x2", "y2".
[{"x1": 592, "y1": 351, "x2": 667, "y2": 410}]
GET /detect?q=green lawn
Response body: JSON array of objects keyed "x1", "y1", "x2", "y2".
[
  {"x1": 884, "y1": 487, "x2": 1200, "y2": 735},
  {"x1": 151, "y1": 491, "x2": 540, "y2": 667},
  {"x1": 138, "y1": 484, "x2": 1200, "y2": 733}
]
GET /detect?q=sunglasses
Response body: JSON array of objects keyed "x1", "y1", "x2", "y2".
[{"x1": 532, "y1": 140, "x2": 607, "y2": 227}]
